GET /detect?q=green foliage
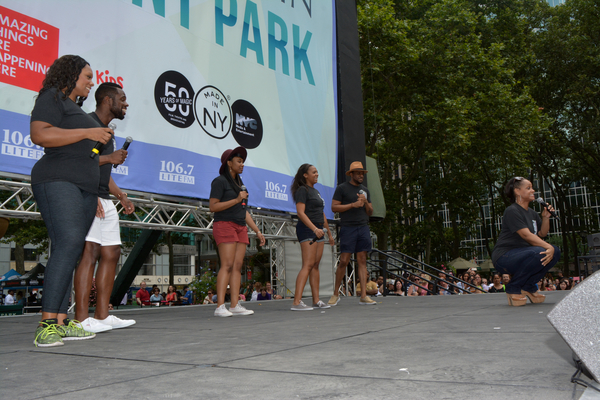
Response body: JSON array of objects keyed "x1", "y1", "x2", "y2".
[
  {"x1": 189, "y1": 271, "x2": 217, "y2": 305},
  {"x1": 360, "y1": 0, "x2": 600, "y2": 269}
]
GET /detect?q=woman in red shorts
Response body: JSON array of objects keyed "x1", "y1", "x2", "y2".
[{"x1": 209, "y1": 147, "x2": 265, "y2": 317}]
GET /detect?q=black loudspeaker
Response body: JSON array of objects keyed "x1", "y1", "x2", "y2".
[{"x1": 547, "y1": 270, "x2": 600, "y2": 383}]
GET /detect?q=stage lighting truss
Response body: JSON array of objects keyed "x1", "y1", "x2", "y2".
[{"x1": 0, "y1": 177, "x2": 344, "y2": 300}]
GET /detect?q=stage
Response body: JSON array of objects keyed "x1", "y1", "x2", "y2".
[{"x1": 0, "y1": 291, "x2": 595, "y2": 399}]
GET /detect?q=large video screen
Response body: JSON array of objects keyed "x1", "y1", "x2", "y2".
[{"x1": 0, "y1": 0, "x2": 338, "y2": 217}]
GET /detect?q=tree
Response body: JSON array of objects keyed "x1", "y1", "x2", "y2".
[{"x1": 358, "y1": 0, "x2": 547, "y2": 262}]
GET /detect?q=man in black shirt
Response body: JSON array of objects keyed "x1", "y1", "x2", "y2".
[
  {"x1": 328, "y1": 161, "x2": 375, "y2": 306},
  {"x1": 74, "y1": 82, "x2": 136, "y2": 332}
]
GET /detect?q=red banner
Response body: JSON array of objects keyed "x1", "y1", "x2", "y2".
[{"x1": 0, "y1": 6, "x2": 59, "y2": 92}]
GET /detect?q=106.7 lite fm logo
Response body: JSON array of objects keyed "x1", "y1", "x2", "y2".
[{"x1": 154, "y1": 71, "x2": 263, "y2": 149}]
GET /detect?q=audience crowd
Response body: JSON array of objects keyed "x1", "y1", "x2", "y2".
[{"x1": 46, "y1": 268, "x2": 578, "y2": 310}]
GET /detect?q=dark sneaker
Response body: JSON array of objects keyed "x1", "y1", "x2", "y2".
[
  {"x1": 57, "y1": 319, "x2": 96, "y2": 341},
  {"x1": 33, "y1": 319, "x2": 64, "y2": 348}
]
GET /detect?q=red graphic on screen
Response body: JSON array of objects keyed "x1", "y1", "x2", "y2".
[{"x1": 0, "y1": 6, "x2": 59, "y2": 92}]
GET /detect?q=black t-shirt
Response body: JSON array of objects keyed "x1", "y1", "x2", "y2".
[
  {"x1": 492, "y1": 203, "x2": 543, "y2": 263},
  {"x1": 210, "y1": 174, "x2": 246, "y2": 226},
  {"x1": 332, "y1": 181, "x2": 371, "y2": 226},
  {"x1": 89, "y1": 112, "x2": 115, "y2": 199},
  {"x1": 293, "y1": 186, "x2": 324, "y2": 224},
  {"x1": 488, "y1": 285, "x2": 506, "y2": 293},
  {"x1": 30, "y1": 88, "x2": 101, "y2": 194}
]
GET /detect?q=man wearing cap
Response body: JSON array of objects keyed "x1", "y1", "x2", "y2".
[{"x1": 328, "y1": 161, "x2": 375, "y2": 306}]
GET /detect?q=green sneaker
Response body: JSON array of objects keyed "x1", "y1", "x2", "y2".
[
  {"x1": 57, "y1": 319, "x2": 96, "y2": 341},
  {"x1": 34, "y1": 319, "x2": 64, "y2": 347}
]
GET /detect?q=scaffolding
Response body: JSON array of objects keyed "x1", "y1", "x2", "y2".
[{"x1": 0, "y1": 175, "x2": 303, "y2": 296}]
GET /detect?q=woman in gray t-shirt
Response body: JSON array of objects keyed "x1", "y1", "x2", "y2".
[
  {"x1": 30, "y1": 55, "x2": 113, "y2": 347},
  {"x1": 492, "y1": 177, "x2": 561, "y2": 306},
  {"x1": 290, "y1": 164, "x2": 334, "y2": 311}
]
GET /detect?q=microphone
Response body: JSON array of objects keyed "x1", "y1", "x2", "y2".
[
  {"x1": 90, "y1": 123, "x2": 116, "y2": 159},
  {"x1": 241, "y1": 185, "x2": 248, "y2": 209},
  {"x1": 535, "y1": 198, "x2": 558, "y2": 218},
  {"x1": 113, "y1": 136, "x2": 133, "y2": 168}
]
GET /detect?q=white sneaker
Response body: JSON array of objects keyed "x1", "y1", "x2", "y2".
[
  {"x1": 77, "y1": 317, "x2": 112, "y2": 333},
  {"x1": 229, "y1": 303, "x2": 254, "y2": 316},
  {"x1": 98, "y1": 315, "x2": 136, "y2": 329},
  {"x1": 214, "y1": 304, "x2": 233, "y2": 317}
]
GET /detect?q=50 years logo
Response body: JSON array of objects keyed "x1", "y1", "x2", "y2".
[{"x1": 154, "y1": 71, "x2": 262, "y2": 149}]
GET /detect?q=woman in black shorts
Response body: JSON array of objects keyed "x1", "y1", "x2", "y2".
[
  {"x1": 209, "y1": 146, "x2": 265, "y2": 317},
  {"x1": 290, "y1": 164, "x2": 334, "y2": 311},
  {"x1": 30, "y1": 55, "x2": 113, "y2": 347}
]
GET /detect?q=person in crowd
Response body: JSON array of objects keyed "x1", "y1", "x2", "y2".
[
  {"x1": 30, "y1": 55, "x2": 113, "y2": 346},
  {"x1": 355, "y1": 276, "x2": 379, "y2": 297},
  {"x1": 481, "y1": 278, "x2": 490, "y2": 292},
  {"x1": 290, "y1": 164, "x2": 334, "y2": 311},
  {"x1": 243, "y1": 283, "x2": 253, "y2": 301},
  {"x1": 488, "y1": 273, "x2": 506, "y2": 293},
  {"x1": 250, "y1": 282, "x2": 261, "y2": 301},
  {"x1": 470, "y1": 275, "x2": 484, "y2": 294},
  {"x1": 16, "y1": 291, "x2": 25, "y2": 305},
  {"x1": 73, "y1": 82, "x2": 135, "y2": 333},
  {"x1": 418, "y1": 274, "x2": 431, "y2": 296},
  {"x1": 265, "y1": 282, "x2": 282, "y2": 300},
  {"x1": 203, "y1": 290, "x2": 215, "y2": 304},
  {"x1": 257, "y1": 287, "x2": 271, "y2": 301},
  {"x1": 28, "y1": 292, "x2": 39, "y2": 306},
  {"x1": 165, "y1": 285, "x2": 178, "y2": 305},
  {"x1": 391, "y1": 279, "x2": 405, "y2": 296},
  {"x1": 438, "y1": 279, "x2": 451, "y2": 295},
  {"x1": 149, "y1": 288, "x2": 163, "y2": 306},
  {"x1": 492, "y1": 177, "x2": 561, "y2": 306},
  {"x1": 557, "y1": 280, "x2": 570, "y2": 290},
  {"x1": 181, "y1": 286, "x2": 193, "y2": 305},
  {"x1": 456, "y1": 272, "x2": 470, "y2": 294},
  {"x1": 4, "y1": 289, "x2": 15, "y2": 305},
  {"x1": 502, "y1": 274, "x2": 511, "y2": 286},
  {"x1": 406, "y1": 276, "x2": 420, "y2": 297},
  {"x1": 209, "y1": 147, "x2": 266, "y2": 317},
  {"x1": 376, "y1": 276, "x2": 385, "y2": 296},
  {"x1": 136, "y1": 281, "x2": 150, "y2": 306},
  {"x1": 328, "y1": 162, "x2": 375, "y2": 306}
]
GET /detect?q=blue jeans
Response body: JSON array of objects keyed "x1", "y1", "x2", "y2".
[
  {"x1": 494, "y1": 245, "x2": 561, "y2": 294},
  {"x1": 33, "y1": 181, "x2": 97, "y2": 314}
]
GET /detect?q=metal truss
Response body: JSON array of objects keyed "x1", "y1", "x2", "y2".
[
  {"x1": 0, "y1": 177, "x2": 296, "y2": 238},
  {"x1": 0, "y1": 176, "x2": 299, "y2": 290}
]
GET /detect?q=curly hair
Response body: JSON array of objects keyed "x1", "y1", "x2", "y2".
[
  {"x1": 39, "y1": 55, "x2": 90, "y2": 105},
  {"x1": 291, "y1": 163, "x2": 313, "y2": 199}
]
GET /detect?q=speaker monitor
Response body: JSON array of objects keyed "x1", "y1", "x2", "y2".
[{"x1": 547, "y1": 270, "x2": 600, "y2": 383}]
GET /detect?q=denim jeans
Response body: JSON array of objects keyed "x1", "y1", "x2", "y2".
[
  {"x1": 494, "y1": 245, "x2": 561, "y2": 294},
  {"x1": 33, "y1": 181, "x2": 97, "y2": 314}
]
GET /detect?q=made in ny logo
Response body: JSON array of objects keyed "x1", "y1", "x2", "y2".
[{"x1": 153, "y1": 71, "x2": 262, "y2": 149}]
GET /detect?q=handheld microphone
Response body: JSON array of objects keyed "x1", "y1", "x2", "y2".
[
  {"x1": 359, "y1": 189, "x2": 366, "y2": 195},
  {"x1": 91, "y1": 123, "x2": 116, "y2": 159},
  {"x1": 535, "y1": 197, "x2": 558, "y2": 218},
  {"x1": 113, "y1": 136, "x2": 133, "y2": 168},
  {"x1": 241, "y1": 185, "x2": 248, "y2": 209}
]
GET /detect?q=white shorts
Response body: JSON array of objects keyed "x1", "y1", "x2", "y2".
[{"x1": 85, "y1": 197, "x2": 122, "y2": 246}]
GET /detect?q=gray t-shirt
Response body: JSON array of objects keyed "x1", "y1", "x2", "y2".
[
  {"x1": 30, "y1": 88, "x2": 101, "y2": 194},
  {"x1": 492, "y1": 203, "x2": 543, "y2": 263},
  {"x1": 210, "y1": 174, "x2": 246, "y2": 226},
  {"x1": 294, "y1": 186, "x2": 324, "y2": 224},
  {"x1": 89, "y1": 112, "x2": 115, "y2": 199},
  {"x1": 332, "y1": 181, "x2": 371, "y2": 226}
]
